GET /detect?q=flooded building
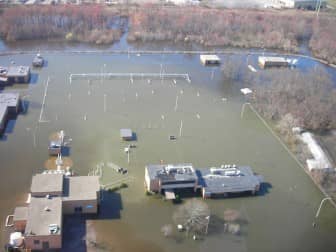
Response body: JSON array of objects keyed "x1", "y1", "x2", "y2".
[
  {"x1": 145, "y1": 164, "x2": 262, "y2": 199},
  {"x1": 120, "y1": 128, "x2": 133, "y2": 141},
  {"x1": 62, "y1": 176, "x2": 101, "y2": 214},
  {"x1": 258, "y1": 56, "x2": 289, "y2": 68},
  {"x1": 9, "y1": 173, "x2": 100, "y2": 250},
  {"x1": 48, "y1": 139, "x2": 62, "y2": 155},
  {"x1": 200, "y1": 55, "x2": 221, "y2": 66},
  {"x1": 145, "y1": 164, "x2": 198, "y2": 194},
  {"x1": 24, "y1": 197, "x2": 63, "y2": 250},
  {"x1": 0, "y1": 93, "x2": 20, "y2": 134},
  {"x1": 198, "y1": 165, "x2": 262, "y2": 198},
  {"x1": 5, "y1": 66, "x2": 30, "y2": 84}
]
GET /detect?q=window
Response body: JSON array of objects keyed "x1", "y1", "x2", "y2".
[
  {"x1": 75, "y1": 206, "x2": 82, "y2": 213},
  {"x1": 42, "y1": 241, "x2": 49, "y2": 249},
  {"x1": 34, "y1": 240, "x2": 40, "y2": 245}
]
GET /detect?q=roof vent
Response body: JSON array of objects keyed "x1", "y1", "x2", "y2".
[
  {"x1": 44, "y1": 207, "x2": 50, "y2": 212},
  {"x1": 48, "y1": 224, "x2": 59, "y2": 234}
]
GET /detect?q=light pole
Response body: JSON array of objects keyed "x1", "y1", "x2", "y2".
[
  {"x1": 315, "y1": 197, "x2": 332, "y2": 219},
  {"x1": 241, "y1": 102, "x2": 251, "y2": 119},
  {"x1": 246, "y1": 53, "x2": 250, "y2": 66},
  {"x1": 316, "y1": 0, "x2": 323, "y2": 17}
]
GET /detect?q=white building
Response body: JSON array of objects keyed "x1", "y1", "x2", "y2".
[{"x1": 277, "y1": 0, "x2": 326, "y2": 9}]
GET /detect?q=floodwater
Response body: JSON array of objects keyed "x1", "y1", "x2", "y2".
[{"x1": 1, "y1": 43, "x2": 336, "y2": 252}]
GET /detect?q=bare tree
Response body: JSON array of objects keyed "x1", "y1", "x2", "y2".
[
  {"x1": 173, "y1": 199, "x2": 210, "y2": 236},
  {"x1": 251, "y1": 67, "x2": 336, "y2": 131}
]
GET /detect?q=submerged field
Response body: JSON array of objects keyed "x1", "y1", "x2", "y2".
[{"x1": 1, "y1": 52, "x2": 336, "y2": 251}]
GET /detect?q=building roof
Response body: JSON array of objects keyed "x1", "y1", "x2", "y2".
[
  {"x1": 293, "y1": 0, "x2": 326, "y2": 2},
  {"x1": 31, "y1": 174, "x2": 64, "y2": 195},
  {"x1": 146, "y1": 164, "x2": 197, "y2": 183},
  {"x1": 14, "y1": 206, "x2": 28, "y2": 221},
  {"x1": 6, "y1": 66, "x2": 30, "y2": 77},
  {"x1": 25, "y1": 197, "x2": 62, "y2": 237},
  {"x1": 120, "y1": 128, "x2": 132, "y2": 138},
  {"x1": 63, "y1": 176, "x2": 100, "y2": 201},
  {"x1": 0, "y1": 93, "x2": 20, "y2": 108},
  {"x1": 258, "y1": 56, "x2": 287, "y2": 63},
  {"x1": 198, "y1": 166, "x2": 261, "y2": 194},
  {"x1": 200, "y1": 55, "x2": 220, "y2": 61}
]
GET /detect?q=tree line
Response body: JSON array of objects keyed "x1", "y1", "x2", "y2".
[
  {"x1": 128, "y1": 6, "x2": 336, "y2": 64},
  {"x1": 0, "y1": 5, "x2": 335, "y2": 64},
  {"x1": 247, "y1": 67, "x2": 336, "y2": 131},
  {"x1": 0, "y1": 5, "x2": 125, "y2": 44}
]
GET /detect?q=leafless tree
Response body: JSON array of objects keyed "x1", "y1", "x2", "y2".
[
  {"x1": 173, "y1": 199, "x2": 210, "y2": 236},
  {"x1": 251, "y1": 67, "x2": 336, "y2": 131}
]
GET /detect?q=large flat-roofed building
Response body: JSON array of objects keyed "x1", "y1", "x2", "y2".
[
  {"x1": 9, "y1": 173, "x2": 100, "y2": 250},
  {"x1": 24, "y1": 197, "x2": 62, "y2": 250},
  {"x1": 0, "y1": 93, "x2": 20, "y2": 114},
  {"x1": 62, "y1": 176, "x2": 101, "y2": 214},
  {"x1": 145, "y1": 163, "x2": 198, "y2": 193},
  {"x1": 6, "y1": 66, "x2": 30, "y2": 83},
  {"x1": 145, "y1": 163, "x2": 263, "y2": 199},
  {"x1": 198, "y1": 166, "x2": 262, "y2": 199},
  {"x1": 0, "y1": 93, "x2": 20, "y2": 134},
  {"x1": 30, "y1": 173, "x2": 64, "y2": 197},
  {"x1": 258, "y1": 56, "x2": 289, "y2": 69}
]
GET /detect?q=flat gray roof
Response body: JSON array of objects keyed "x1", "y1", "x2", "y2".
[
  {"x1": 200, "y1": 55, "x2": 220, "y2": 61},
  {"x1": 198, "y1": 166, "x2": 260, "y2": 194},
  {"x1": 31, "y1": 174, "x2": 64, "y2": 195},
  {"x1": 63, "y1": 176, "x2": 100, "y2": 201},
  {"x1": 25, "y1": 197, "x2": 62, "y2": 236},
  {"x1": 6, "y1": 66, "x2": 30, "y2": 77},
  {"x1": 146, "y1": 164, "x2": 197, "y2": 183},
  {"x1": 14, "y1": 206, "x2": 28, "y2": 221},
  {"x1": 120, "y1": 128, "x2": 132, "y2": 137},
  {"x1": 0, "y1": 93, "x2": 20, "y2": 108},
  {"x1": 258, "y1": 56, "x2": 287, "y2": 63}
]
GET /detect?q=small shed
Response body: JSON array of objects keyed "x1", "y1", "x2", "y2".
[
  {"x1": 200, "y1": 55, "x2": 221, "y2": 66},
  {"x1": 120, "y1": 128, "x2": 133, "y2": 141},
  {"x1": 48, "y1": 140, "x2": 62, "y2": 156},
  {"x1": 6, "y1": 66, "x2": 31, "y2": 83}
]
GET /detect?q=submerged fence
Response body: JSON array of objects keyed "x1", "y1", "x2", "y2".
[{"x1": 69, "y1": 72, "x2": 191, "y2": 83}]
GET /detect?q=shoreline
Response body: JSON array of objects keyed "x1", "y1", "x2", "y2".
[{"x1": 0, "y1": 48, "x2": 335, "y2": 69}]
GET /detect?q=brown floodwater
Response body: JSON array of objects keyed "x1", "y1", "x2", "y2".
[{"x1": 0, "y1": 51, "x2": 336, "y2": 252}]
